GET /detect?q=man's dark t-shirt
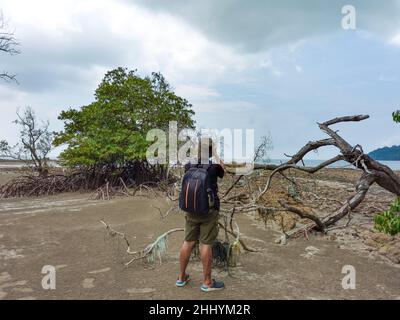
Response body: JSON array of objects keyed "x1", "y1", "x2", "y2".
[{"x1": 184, "y1": 163, "x2": 224, "y2": 210}]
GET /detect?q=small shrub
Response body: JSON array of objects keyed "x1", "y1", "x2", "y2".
[
  {"x1": 374, "y1": 198, "x2": 400, "y2": 236},
  {"x1": 287, "y1": 178, "x2": 299, "y2": 199}
]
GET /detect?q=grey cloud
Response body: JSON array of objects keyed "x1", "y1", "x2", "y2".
[
  {"x1": 1, "y1": 0, "x2": 400, "y2": 156},
  {"x1": 2, "y1": 14, "x2": 134, "y2": 93},
  {"x1": 135, "y1": 0, "x2": 400, "y2": 52}
]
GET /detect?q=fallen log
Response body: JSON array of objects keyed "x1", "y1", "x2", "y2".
[{"x1": 251, "y1": 115, "x2": 400, "y2": 236}]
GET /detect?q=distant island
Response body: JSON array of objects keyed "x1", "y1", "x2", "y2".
[{"x1": 369, "y1": 145, "x2": 400, "y2": 161}]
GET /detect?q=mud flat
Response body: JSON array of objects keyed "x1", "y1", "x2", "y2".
[{"x1": 0, "y1": 167, "x2": 399, "y2": 300}]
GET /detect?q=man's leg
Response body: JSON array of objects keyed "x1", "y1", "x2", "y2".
[
  {"x1": 198, "y1": 210, "x2": 224, "y2": 290},
  {"x1": 178, "y1": 240, "x2": 196, "y2": 281},
  {"x1": 199, "y1": 244, "x2": 213, "y2": 286}
]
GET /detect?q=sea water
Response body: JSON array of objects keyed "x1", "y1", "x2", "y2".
[{"x1": 264, "y1": 159, "x2": 400, "y2": 171}]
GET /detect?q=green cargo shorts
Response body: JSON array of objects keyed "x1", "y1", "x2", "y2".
[{"x1": 184, "y1": 209, "x2": 219, "y2": 245}]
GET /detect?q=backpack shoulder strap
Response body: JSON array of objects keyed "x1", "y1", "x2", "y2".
[
  {"x1": 195, "y1": 159, "x2": 212, "y2": 170},
  {"x1": 196, "y1": 163, "x2": 211, "y2": 171}
]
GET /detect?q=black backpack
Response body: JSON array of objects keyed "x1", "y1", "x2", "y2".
[{"x1": 179, "y1": 164, "x2": 214, "y2": 215}]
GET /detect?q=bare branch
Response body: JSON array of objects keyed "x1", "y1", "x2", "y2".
[
  {"x1": 286, "y1": 138, "x2": 337, "y2": 164},
  {"x1": 256, "y1": 155, "x2": 345, "y2": 201},
  {"x1": 278, "y1": 200, "x2": 325, "y2": 231},
  {"x1": 320, "y1": 115, "x2": 370, "y2": 127},
  {"x1": 0, "y1": 72, "x2": 18, "y2": 83},
  {"x1": 0, "y1": 11, "x2": 20, "y2": 83},
  {"x1": 251, "y1": 114, "x2": 400, "y2": 238}
]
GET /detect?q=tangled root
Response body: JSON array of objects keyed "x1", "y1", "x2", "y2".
[{"x1": 0, "y1": 162, "x2": 176, "y2": 198}]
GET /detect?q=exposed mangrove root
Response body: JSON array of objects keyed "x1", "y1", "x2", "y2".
[
  {"x1": 0, "y1": 173, "x2": 83, "y2": 198},
  {"x1": 151, "y1": 205, "x2": 178, "y2": 220},
  {"x1": 0, "y1": 161, "x2": 176, "y2": 199},
  {"x1": 100, "y1": 219, "x2": 183, "y2": 266},
  {"x1": 100, "y1": 210, "x2": 253, "y2": 270},
  {"x1": 218, "y1": 223, "x2": 258, "y2": 253}
]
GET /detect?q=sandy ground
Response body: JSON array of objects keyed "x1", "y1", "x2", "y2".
[{"x1": 1, "y1": 188, "x2": 399, "y2": 300}]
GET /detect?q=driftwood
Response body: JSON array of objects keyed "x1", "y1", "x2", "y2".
[
  {"x1": 100, "y1": 219, "x2": 183, "y2": 265},
  {"x1": 250, "y1": 115, "x2": 400, "y2": 236}
]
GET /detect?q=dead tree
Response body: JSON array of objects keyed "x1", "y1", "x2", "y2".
[
  {"x1": 254, "y1": 115, "x2": 400, "y2": 235},
  {"x1": 0, "y1": 107, "x2": 54, "y2": 175}
]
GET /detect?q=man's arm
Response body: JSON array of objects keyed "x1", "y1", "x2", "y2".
[
  {"x1": 214, "y1": 155, "x2": 225, "y2": 172},
  {"x1": 212, "y1": 154, "x2": 225, "y2": 178}
]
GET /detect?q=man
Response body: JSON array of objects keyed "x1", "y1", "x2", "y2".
[{"x1": 176, "y1": 138, "x2": 225, "y2": 292}]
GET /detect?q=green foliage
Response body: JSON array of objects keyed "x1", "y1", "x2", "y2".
[
  {"x1": 393, "y1": 110, "x2": 400, "y2": 123},
  {"x1": 287, "y1": 181, "x2": 299, "y2": 199},
  {"x1": 54, "y1": 68, "x2": 195, "y2": 167},
  {"x1": 374, "y1": 198, "x2": 400, "y2": 236}
]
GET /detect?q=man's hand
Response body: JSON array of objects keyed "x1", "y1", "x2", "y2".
[{"x1": 219, "y1": 158, "x2": 225, "y2": 172}]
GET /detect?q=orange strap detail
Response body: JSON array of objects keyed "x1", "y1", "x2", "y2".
[
  {"x1": 185, "y1": 181, "x2": 190, "y2": 208},
  {"x1": 193, "y1": 179, "x2": 199, "y2": 211}
]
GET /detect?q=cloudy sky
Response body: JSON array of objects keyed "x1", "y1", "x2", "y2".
[{"x1": 1, "y1": 0, "x2": 400, "y2": 159}]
